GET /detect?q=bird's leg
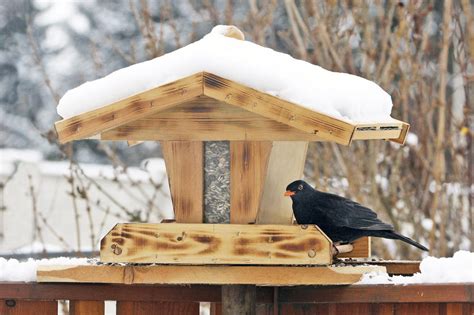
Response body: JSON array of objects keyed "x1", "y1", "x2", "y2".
[
  {"x1": 332, "y1": 242, "x2": 354, "y2": 257},
  {"x1": 331, "y1": 242, "x2": 341, "y2": 256}
]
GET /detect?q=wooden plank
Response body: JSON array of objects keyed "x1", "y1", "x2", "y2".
[
  {"x1": 337, "y1": 237, "x2": 371, "y2": 258},
  {"x1": 100, "y1": 223, "x2": 332, "y2": 265},
  {"x1": 278, "y1": 284, "x2": 474, "y2": 303},
  {"x1": 203, "y1": 72, "x2": 355, "y2": 145},
  {"x1": 70, "y1": 300, "x2": 104, "y2": 315},
  {"x1": 0, "y1": 300, "x2": 57, "y2": 315},
  {"x1": 230, "y1": 141, "x2": 273, "y2": 224},
  {"x1": 257, "y1": 141, "x2": 308, "y2": 224},
  {"x1": 101, "y1": 97, "x2": 325, "y2": 141},
  {"x1": 161, "y1": 141, "x2": 203, "y2": 223},
  {"x1": 55, "y1": 72, "x2": 204, "y2": 143},
  {"x1": 0, "y1": 283, "x2": 222, "y2": 302},
  {"x1": 37, "y1": 264, "x2": 385, "y2": 285},
  {"x1": 343, "y1": 260, "x2": 420, "y2": 275},
  {"x1": 117, "y1": 301, "x2": 199, "y2": 315},
  {"x1": 2, "y1": 283, "x2": 473, "y2": 304}
]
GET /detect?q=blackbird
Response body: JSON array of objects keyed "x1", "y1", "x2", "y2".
[{"x1": 285, "y1": 180, "x2": 428, "y2": 251}]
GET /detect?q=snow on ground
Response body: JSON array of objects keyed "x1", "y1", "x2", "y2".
[
  {"x1": 0, "y1": 148, "x2": 167, "y2": 183},
  {"x1": 57, "y1": 25, "x2": 394, "y2": 123},
  {"x1": 0, "y1": 257, "x2": 89, "y2": 282},
  {"x1": 358, "y1": 251, "x2": 474, "y2": 284}
]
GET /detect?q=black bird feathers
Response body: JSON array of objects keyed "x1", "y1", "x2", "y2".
[{"x1": 285, "y1": 180, "x2": 428, "y2": 251}]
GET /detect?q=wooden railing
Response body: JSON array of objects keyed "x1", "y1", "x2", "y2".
[{"x1": 0, "y1": 283, "x2": 472, "y2": 314}]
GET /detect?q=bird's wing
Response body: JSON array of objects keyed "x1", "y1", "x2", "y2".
[{"x1": 316, "y1": 192, "x2": 394, "y2": 231}]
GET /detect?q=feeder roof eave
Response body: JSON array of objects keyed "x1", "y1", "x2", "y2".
[{"x1": 55, "y1": 72, "x2": 409, "y2": 145}]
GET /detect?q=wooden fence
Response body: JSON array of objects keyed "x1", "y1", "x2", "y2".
[{"x1": 0, "y1": 283, "x2": 472, "y2": 314}]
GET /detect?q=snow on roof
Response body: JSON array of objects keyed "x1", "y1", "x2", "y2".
[
  {"x1": 57, "y1": 25, "x2": 394, "y2": 123},
  {"x1": 358, "y1": 250, "x2": 474, "y2": 284}
]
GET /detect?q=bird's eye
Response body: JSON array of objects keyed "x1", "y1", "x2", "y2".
[{"x1": 297, "y1": 184, "x2": 304, "y2": 191}]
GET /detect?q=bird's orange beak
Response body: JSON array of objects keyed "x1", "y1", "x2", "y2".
[{"x1": 284, "y1": 190, "x2": 295, "y2": 197}]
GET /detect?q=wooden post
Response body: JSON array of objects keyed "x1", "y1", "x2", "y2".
[
  {"x1": 222, "y1": 285, "x2": 256, "y2": 315},
  {"x1": 230, "y1": 141, "x2": 272, "y2": 224},
  {"x1": 161, "y1": 141, "x2": 204, "y2": 222}
]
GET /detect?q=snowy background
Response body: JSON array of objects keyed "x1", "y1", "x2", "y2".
[{"x1": 0, "y1": 0, "x2": 472, "y2": 261}]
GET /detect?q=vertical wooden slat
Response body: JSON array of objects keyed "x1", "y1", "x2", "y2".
[
  {"x1": 257, "y1": 141, "x2": 308, "y2": 224},
  {"x1": 0, "y1": 300, "x2": 57, "y2": 315},
  {"x1": 446, "y1": 303, "x2": 472, "y2": 315},
  {"x1": 395, "y1": 303, "x2": 440, "y2": 315},
  {"x1": 230, "y1": 141, "x2": 272, "y2": 224},
  {"x1": 161, "y1": 141, "x2": 204, "y2": 223},
  {"x1": 372, "y1": 303, "x2": 395, "y2": 315},
  {"x1": 70, "y1": 300, "x2": 104, "y2": 315},
  {"x1": 117, "y1": 301, "x2": 199, "y2": 315}
]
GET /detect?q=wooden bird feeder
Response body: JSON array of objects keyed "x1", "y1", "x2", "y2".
[{"x1": 43, "y1": 26, "x2": 409, "y2": 287}]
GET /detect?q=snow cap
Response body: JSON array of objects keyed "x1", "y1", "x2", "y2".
[{"x1": 57, "y1": 25, "x2": 393, "y2": 123}]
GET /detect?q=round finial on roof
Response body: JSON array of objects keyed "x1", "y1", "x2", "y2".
[{"x1": 211, "y1": 25, "x2": 245, "y2": 40}]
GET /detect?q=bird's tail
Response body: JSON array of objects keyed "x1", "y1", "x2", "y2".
[{"x1": 377, "y1": 231, "x2": 429, "y2": 251}]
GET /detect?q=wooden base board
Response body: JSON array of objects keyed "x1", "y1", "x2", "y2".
[
  {"x1": 100, "y1": 223, "x2": 332, "y2": 265},
  {"x1": 37, "y1": 264, "x2": 385, "y2": 286}
]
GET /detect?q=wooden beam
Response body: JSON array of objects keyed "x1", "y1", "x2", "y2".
[
  {"x1": 100, "y1": 223, "x2": 332, "y2": 265},
  {"x1": 55, "y1": 73, "x2": 204, "y2": 143},
  {"x1": 101, "y1": 97, "x2": 324, "y2": 141},
  {"x1": 230, "y1": 141, "x2": 272, "y2": 224},
  {"x1": 70, "y1": 300, "x2": 104, "y2": 315},
  {"x1": 161, "y1": 141, "x2": 203, "y2": 223},
  {"x1": 257, "y1": 141, "x2": 308, "y2": 224},
  {"x1": 117, "y1": 301, "x2": 199, "y2": 315},
  {"x1": 0, "y1": 300, "x2": 57, "y2": 315},
  {"x1": 37, "y1": 264, "x2": 385, "y2": 285},
  {"x1": 203, "y1": 72, "x2": 355, "y2": 145},
  {"x1": 2, "y1": 283, "x2": 473, "y2": 304}
]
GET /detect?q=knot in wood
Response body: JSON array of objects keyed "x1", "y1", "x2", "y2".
[
  {"x1": 5, "y1": 300, "x2": 16, "y2": 307},
  {"x1": 181, "y1": 88, "x2": 188, "y2": 95},
  {"x1": 313, "y1": 130, "x2": 319, "y2": 134},
  {"x1": 308, "y1": 249, "x2": 316, "y2": 258},
  {"x1": 289, "y1": 114, "x2": 296, "y2": 121},
  {"x1": 301, "y1": 225, "x2": 308, "y2": 230},
  {"x1": 225, "y1": 93, "x2": 232, "y2": 100},
  {"x1": 111, "y1": 243, "x2": 122, "y2": 255}
]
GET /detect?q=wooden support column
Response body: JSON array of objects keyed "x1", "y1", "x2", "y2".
[
  {"x1": 230, "y1": 141, "x2": 272, "y2": 224},
  {"x1": 222, "y1": 285, "x2": 256, "y2": 315},
  {"x1": 157, "y1": 141, "x2": 203, "y2": 314},
  {"x1": 70, "y1": 300, "x2": 104, "y2": 315},
  {"x1": 161, "y1": 141, "x2": 204, "y2": 223}
]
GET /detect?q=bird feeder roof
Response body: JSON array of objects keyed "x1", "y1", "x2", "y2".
[{"x1": 55, "y1": 26, "x2": 409, "y2": 145}]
